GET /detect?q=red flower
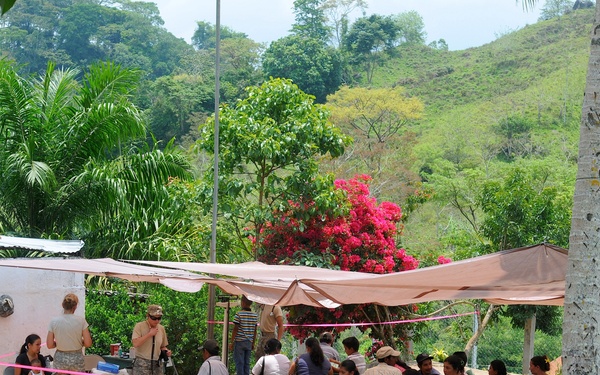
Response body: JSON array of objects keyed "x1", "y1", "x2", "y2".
[{"x1": 256, "y1": 175, "x2": 420, "y2": 342}]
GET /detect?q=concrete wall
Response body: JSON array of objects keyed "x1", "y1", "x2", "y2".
[{"x1": 0, "y1": 266, "x2": 85, "y2": 371}]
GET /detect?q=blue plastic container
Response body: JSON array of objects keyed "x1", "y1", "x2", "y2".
[{"x1": 97, "y1": 361, "x2": 120, "y2": 374}]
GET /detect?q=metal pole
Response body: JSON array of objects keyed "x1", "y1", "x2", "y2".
[
  {"x1": 207, "y1": 0, "x2": 221, "y2": 340},
  {"x1": 472, "y1": 305, "x2": 478, "y2": 369},
  {"x1": 221, "y1": 299, "x2": 230, "y2": 367}
]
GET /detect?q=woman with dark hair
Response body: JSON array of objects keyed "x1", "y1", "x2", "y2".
[
  {"x1": 488, "y1": 360, "x2": 507, "y2": 375},
  {"x1": 339, "y1": 360, "x2": 359, "y2": 375},
  {"x1": 288, "y1": 337, "x2": 333, "y2": 375},
  {"x1": 529, "y1": 355, "x2": 550, "y2": 375},
  {"x1": 15, "y1": 334, "x2": 48, "y2": 375},
  {"x1": 46, "y1": 293, "x2": 92, "y2": 372},
  {"x1": 443, "y1": 355, "x2": 465, "y2": 375},
  {"x1": 252, "y1": 338, "x2": 290, "y2": 375}
]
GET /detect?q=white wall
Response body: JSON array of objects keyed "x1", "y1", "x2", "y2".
[{"x1": 0, "y1": 266, "x2": 85, "y2": 371}]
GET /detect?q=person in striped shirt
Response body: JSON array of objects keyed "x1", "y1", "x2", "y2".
[{"x1": 231, "y1": 295, "x2": 259, "y2": 375}]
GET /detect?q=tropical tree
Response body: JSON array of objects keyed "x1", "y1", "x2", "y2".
[
  {"x1": 325, "y1": 86, "x2": 424, "y2": 200},
  {"x1": 478, "y1": 167, "x2": 571, "y2": 251},
  {"x1": 144, "y1": 73, "x2": 213, "y2": 143},
  {"x1": 392, "y1": 10, "x2": 427, "y2": 46},
  {"x1": 196, "y1": 78, "x2": 351, "y2": 258},
  {"x1": 291, "y1": 0, "x2": 330, "y2": 42},
  {"x1": 321, "y1": 0, "x2": 367, "y2": 47},
  {"x1": 189, "y1": 22, "x2": 264, "y2": 103},
  {"x1": 0, "y1": 0, "x2": 193, "y2": 78},
  {"x1": 344, "y1": 14, "x2": 399, "y2": 84},
  {"x1": 326, "y1": 86, "x2": 424, "y2": 144},
  {"x1": 263, "y1": 35, "x2": 342, "y2": 103},
  {"x1": 0, "y1": 60, "x2": 193, "y2": 253},
  {"x1": 191, "y1": 21, "x2": 248, "y2": 50},
  {"x1": 0, "y1": 0, "x2": 72, "y2": 73},
  {"x1": 215, "y1": 37, "x2": 265, "y2": 102},
  {"x1": 539, "y1": 0, "x2": 575, "y2": 20},
  {"x1": 492, "y1": 115, "x2": 535, "y2": 161}
]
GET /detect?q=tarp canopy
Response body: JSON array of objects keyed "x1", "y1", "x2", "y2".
[
  {"x1": 130, "y1": 260, "x2": 379, "y2": 281},
  {"x1": 302, "y1": 243, "x2": 566, "y2": 306},
  {"x1": 0, "y1": 257, "x2": 226, "y2": 293},
  {"x1": 0, "y1": 235, "x2": 84, "y2": 253},
  {"x1": 0, "y1": 243, "x2": 567, "y2": 307}
]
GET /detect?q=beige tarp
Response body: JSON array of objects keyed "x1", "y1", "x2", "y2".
[
  {"x1": 0, "y1": 257, "x2": 223, "y2": 293},
  {"x1": 302, "y1": 243, "x2": 566, "y2": 306},
  {"x1": 0, "y1": 243, "x2": 566, "y2": 307}
]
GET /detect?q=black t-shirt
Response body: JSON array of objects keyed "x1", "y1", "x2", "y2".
[{"x1": 15, "y1": 353, "x2": 48, "y2": 375}]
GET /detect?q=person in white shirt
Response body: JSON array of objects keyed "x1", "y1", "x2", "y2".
[
  {"x1": 364, "y1": 347, "x2": 402, "y2": 375},
  {"x1": 197, "y1": 339, "x2": 228, "y2": 375},
  {"x1": 252, "y1": 338, "x2": 290, "y2": 375}
]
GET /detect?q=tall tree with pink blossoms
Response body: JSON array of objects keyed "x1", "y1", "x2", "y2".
[{"x1": 257, "y1": 175, "x2": 420, "y2": 347}]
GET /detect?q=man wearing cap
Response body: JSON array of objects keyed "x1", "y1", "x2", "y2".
[
  {"x1": 255, "y1": 304, "x2": 284, "y2": 359},
  {"x1": 319, "y1": 332, "x2": 341, "y2": 361},
  {"x1": 364, "y1": 346, "x2": 402, "y2": 375},
  {"x1": 197, "y1": 339, "x2": 228, "y2": 375},
  {"x1": 132, "y1": 305, "x2": 171, "y2": 375},
  {"x1": 416, "y1": 353, "x2": 440, "y2": 375}
]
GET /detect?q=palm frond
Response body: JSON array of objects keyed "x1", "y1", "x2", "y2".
[
  {"x1": 518, "y1": 0, "x2": 539, "y2": 11},
  {"x1": 35, "y1": 62, "x2": 80, "y2": 129}
]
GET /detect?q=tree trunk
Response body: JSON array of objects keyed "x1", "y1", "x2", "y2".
[
  {"x1": 464, "y1": 304, "x2": 497, "y2": 353},
  {"x1": 562, "y1": 1, "x2": 600, "y2": 374}
]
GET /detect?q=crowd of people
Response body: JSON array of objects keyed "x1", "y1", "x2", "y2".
[
  {"x1": 193, "y1": 296, "x2": 554, "y2": 375},
  {"x1": 12, "y1": 296, "x2": 553, "y2": 375},
  {"x1": 195, "y1": 333, "x2": 552, "y2": 375}
]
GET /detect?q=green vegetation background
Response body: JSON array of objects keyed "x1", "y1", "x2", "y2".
[{"x1": 0, "y1": 1, "x2": 591, "y2": 374}]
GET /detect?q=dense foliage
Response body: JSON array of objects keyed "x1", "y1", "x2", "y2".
[
  {"x1": 1, "y1": 2, "x2": 594, "y2": 368},
  {"x1": 258, "y1": 175, "x2": 420, "y2": 346},
  {"x1": 86, "y1": 283, "x2": 214, "y2": 375},
  {"x1": 0, "y1": 0, "x2": 193, "y2": 78},
  {"x1": 263, "y1": 35, "x2": 342, "y2": 103},
  {"x1": 197, "y1": 78, "x2": 351, "y2": 258}
]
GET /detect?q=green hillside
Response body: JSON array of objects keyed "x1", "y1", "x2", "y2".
[
  {"x1": 378, "y1": 9, "x2": 592, "y2": 116},
  {"x1": 362, "y1": 9, "x2": 594, "y2": 257}
]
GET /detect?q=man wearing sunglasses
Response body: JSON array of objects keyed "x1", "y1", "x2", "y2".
[{"x1": 132, "y1": 305, "x2": 172, "y2": 375}]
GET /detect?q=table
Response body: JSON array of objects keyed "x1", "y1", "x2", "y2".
[{"x1": 101, "y1": 356, "x2": 134, "y2": 369}]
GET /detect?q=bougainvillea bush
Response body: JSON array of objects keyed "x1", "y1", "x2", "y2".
[{"x1": 256, "y1": 175, "x2": 421, "y2": 346}]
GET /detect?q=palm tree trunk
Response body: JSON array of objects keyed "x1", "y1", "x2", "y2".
[{"x1": 562, "y1": 2, "x2": 600, "y2": 374}]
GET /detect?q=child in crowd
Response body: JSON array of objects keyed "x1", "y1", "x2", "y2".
[
  {"x1": 29, "y1": 358, "x2": 42, "y2": 375},
  {"x1": 231, "y1": 295, "x2": 258, "y2": 375}
]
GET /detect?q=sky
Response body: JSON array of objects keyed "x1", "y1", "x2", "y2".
[{"x1": 153, "y1": 0, "x2": 543, "y2": 51}]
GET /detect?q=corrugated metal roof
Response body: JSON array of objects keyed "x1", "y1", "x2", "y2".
[{"x1": 0, "y1": 235, "x2": 84, "y2": 253}]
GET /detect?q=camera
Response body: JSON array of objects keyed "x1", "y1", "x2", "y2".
[{"x1": 159, "y1": 349, "x2": 169, "y2": 362}]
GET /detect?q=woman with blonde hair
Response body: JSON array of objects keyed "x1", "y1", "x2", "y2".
[{"x1": 46, "y1": 293, "x2": 92, "y2": 372}]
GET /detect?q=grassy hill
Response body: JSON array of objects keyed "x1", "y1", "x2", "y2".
[
  {"x1": 376, "y1": 9, "x2": 592, "y2": 117},
  {"x1": 361, "y1": 8, "x2": 594, "y2": 257}
]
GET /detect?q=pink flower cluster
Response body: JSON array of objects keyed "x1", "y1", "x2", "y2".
[
  {"x1": 257, "y1": 175, "x2": 420, "y2": 340},
  {"x1": 258, "y1": 175, "x2": 417, "y2": 273}
]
